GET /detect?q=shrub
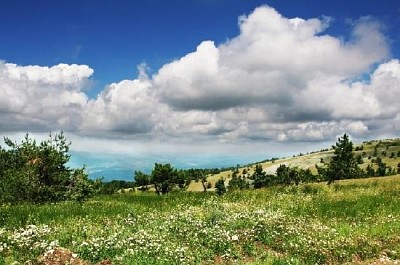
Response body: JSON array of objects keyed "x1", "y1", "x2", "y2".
[{"x1": 0, "y1": 132, "x2": 95, "y2": 204}]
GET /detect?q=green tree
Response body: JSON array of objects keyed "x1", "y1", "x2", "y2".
[
  {"x1": 252, "y1": 164, "x2": 267, "y2": 188},
  {"x1": 325, "y1": 133, "x2": 360, "y2": 184},
  {"x1": 276, "y1": 165, "x2": 302, "y2": 186},
  {"x1": 134, "y1": 171, "x2": 151, "y2": 191},
  {"x1": 228, "y1": 173, "x2": 248, "y2": 190},
  {"x1": 150, "y1": 163, "x2": 178, "y2": 194},
  {"x1": 276, "y1": 164, "x2": 291, "y2": 185},
  {"x1": 0, "y1": 132, "x2": 94, "y2": 203},
  {"x1": 376, "y1": 157, "x2": 387, "y2": 176},
  {"x1": 215, "y1": 178, "x2": 226, "y2": 195}
]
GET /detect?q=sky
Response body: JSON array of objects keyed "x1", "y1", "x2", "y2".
[{"x1": 1, "y1": 0, "x2": 400, "y2": 180}]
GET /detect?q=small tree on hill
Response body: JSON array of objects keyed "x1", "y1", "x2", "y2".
[
  {"x1": 215, "y1": 178, "x2": 226, "y2": 195},
  {"x1": 151, "y1": 163, "x2": 178, "y2": 194},
  {"x1": 252, "y1": 164, "x2": 267, "y2": 188},
  {"x1": 200, "y1": 173, "x2": 209, "y2": 192},
  {"x1": 325, "y1": 133, "x2": 360, "y2": 184}
]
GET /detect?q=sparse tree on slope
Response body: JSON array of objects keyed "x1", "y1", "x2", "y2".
[{"x1": 326, "y1": 133, "x2": 360, "y2": 184}]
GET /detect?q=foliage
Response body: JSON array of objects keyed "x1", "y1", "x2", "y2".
[
  {"x1": 215, "y1": 178, "x2": 226, "y2": 195},
  {"x1": 0, "y1": 133, "x2": 95, "y2": 203},
  {"x1": 323, "y1": 133, "x2": 362, "y2": 184},
  {"x1": 99, "y1": 180, "x2": 135, "y2": 194},
  {"x1": 252, "y1": 164, "x2": 273, "y2": 188},
  {"x1": 133, "y1": 171, "x2": 151, "y2": 191},
  {"x1": 228, "y1": 168, "x2": 249, "y2": 190},
  {"x1": 150, "y1": 163, "x2": 180, "y2": 194}
]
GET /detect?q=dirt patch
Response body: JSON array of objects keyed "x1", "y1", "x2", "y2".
[{"x1": 31, "y1": 248, "x2": 112, "y2": 265}]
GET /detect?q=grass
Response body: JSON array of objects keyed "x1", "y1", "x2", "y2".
[{"x1": 1, "y1": 175, "x2": 400, "y2": 264}]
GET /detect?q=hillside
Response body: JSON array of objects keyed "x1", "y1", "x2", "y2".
[{"x1": 187, "y1": 138, "x2": 400, "y2": 191}]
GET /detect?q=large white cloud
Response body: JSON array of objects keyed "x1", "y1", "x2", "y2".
[
  {"x1": 0, "y1": 62, "x2": 92, "y2": 132},
  {"x1": 0, "y1": 5, "x2": 399, "y2": 147},
  {"x1": 154, "y1": 6, "x2": 388, "y2": 112}
]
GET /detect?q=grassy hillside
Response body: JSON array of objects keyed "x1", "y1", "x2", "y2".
[
  {"x1": 1, "y1": 176, "x2": 400, "y2": 264},
  {"x1": 187, "y1": 138, "x2": 400, "y2": 191}
]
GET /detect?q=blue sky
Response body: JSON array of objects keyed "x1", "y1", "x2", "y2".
[
  {"x1": 1, "y1": 0, "x2": 400, "y2": 179},
  {"x1": 2, "y1": 0, "x2": 400, "y2": 94}
]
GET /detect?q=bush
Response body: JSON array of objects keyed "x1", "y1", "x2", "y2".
[{"x1": 0, "y1": 132, "x2": 95, "y2": 204}]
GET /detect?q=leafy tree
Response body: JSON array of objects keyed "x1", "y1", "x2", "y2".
[
  {"x1": 325, "y1": 133, "x2": 360, "y2": 184},
  {"x1": 176, "y1": 170, "x2": 191, "y2": 189},
  {"x1": 151, "y1": 163, "x2": 178, "y2": 194},
  {"x1": 134, "y1": 171, "x2": 151, "y2": 191},
  {"x1": 215, "y1": 178, "x2": 226, "y2": 195}
]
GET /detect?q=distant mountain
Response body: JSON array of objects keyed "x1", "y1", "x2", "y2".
[{"x1": 67, "y1": 151, "x2": 269, "y2": 181}]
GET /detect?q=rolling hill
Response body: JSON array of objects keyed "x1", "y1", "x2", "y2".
[{"x1": 187, "y1": 138, "x2": 400, "y2": 191}]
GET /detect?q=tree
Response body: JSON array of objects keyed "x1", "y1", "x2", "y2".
[
  {"x1": 228, "y1": 173, "x2": 248, "y2": 190},
  {"x1": 252, "y1": 164, "x2": 267, "y2": 188},
  {"x1": 276, "y1": 164, "x2": 291, "y2": 185},
  {"x1": 134, "y1": 171, "x2": 151, "y2": 191},
  {"x1": 376, "y1": 158, "x2": 387, "y2": 176},
  {"x1": 215, "y1": 178, "x2": 226, "y2": 195},
  {"x1": 150, "y1": 163, "x2": 178, "y2": 194},
  {"x1": 276, "y1": 165, "x2": 302, "y2": 186},
  {"x1": 325, "y1": 133, "x2": 360, "y2": 184},
  {"x1": 0, "y1": 132, "x2": 94, "y2": 203},
  {"x1": 200, "y1": 174, "x2": 209, "y2": 192},
  {"x1": 176, "y1": 170, "x2": 191, "y2": 190}
]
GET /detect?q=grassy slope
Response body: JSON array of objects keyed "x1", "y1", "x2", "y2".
[{"x1": 187, "y1": 139, "x2": 400, "y2": 192}]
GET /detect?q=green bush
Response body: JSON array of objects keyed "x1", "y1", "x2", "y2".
[{"x1": 0, "y1": 132, "x2": 95, "y2": 204}]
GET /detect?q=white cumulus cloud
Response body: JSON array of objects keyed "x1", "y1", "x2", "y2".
[{"x1": 0, "y1": 5, "x2": 399, "y2": 148}]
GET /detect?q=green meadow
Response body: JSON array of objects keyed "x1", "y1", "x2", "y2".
[{"x1": 1, "y1": 175, "x2": 400, "y2": 264}]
